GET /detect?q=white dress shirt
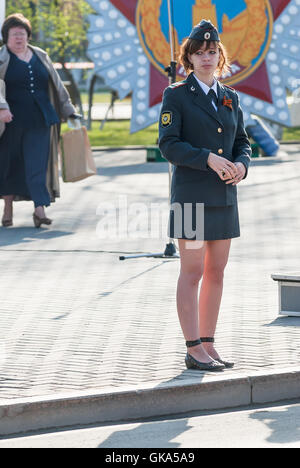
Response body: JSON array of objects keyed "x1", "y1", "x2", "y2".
[{"x1": 193, "y1": 74, "x2": 218, "y2": 111}]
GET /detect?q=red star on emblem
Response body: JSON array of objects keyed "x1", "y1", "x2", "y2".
[{"x1": 111, "y1": 0, "x2": 293, "y2": 106}]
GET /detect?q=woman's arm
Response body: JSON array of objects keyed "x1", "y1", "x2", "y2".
[
  {"x1": 0, "y1": 79, "x2": 13, "y2": 123},
  {"x1": 158, "y1": 86, "x2": 211, "y2": 171},
  {"x1": 44, "y1": 54, "x2": 76, "y2": 120},
  {"x1": 0, "y1": 79, "x2": 9, "y2": 110},
  {"x1": 159, "y1": 86, "x2": 237, "y2": 180},
  {"x1": 232, "y1": 94, "x2": 252, "y2": 179}
]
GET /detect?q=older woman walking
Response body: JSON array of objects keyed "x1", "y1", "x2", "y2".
[{"x1": 0, "y1": 13, "x2": 77, "y2": 228}]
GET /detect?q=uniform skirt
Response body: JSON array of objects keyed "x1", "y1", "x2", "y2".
[{"x1": 168, "y1": 203, "x2": 240, "y2": 241}]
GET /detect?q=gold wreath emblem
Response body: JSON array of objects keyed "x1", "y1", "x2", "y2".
[
  {"x1": 137, "y1": 0, "x2": 180, "y2": 70},
  {"x1": 137, "y1": 0, "x2": 272, "y2": 84}
]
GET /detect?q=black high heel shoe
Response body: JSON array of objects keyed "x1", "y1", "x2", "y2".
[
  {"x1": 185, "y1": 339, "x2": 225, "y2": 372},
  {"x1": 200, "y1": 337, "x2": 235, "y2": 369},
  {"x1": 33, "y1": 213, "x2": 52, "y2": 228},
  {"x1": 2, "y1": 217, "x2": 13, "y2": 227}
]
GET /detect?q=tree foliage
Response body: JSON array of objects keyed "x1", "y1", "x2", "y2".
[
  {"x1": 6, "y1": 0, "x2": 93, "y2": 62},
  {"x1": 5, "y1": 0, "x2": 94, "y2": 113}
]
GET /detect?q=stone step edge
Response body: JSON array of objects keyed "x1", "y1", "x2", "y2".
[{"x1": 0, "y1": 367, "x2": 299, "y2": 437}]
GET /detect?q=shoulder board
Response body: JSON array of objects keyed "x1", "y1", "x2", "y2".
[
  {"x1": 223, "y1": 84, "x2": 236, "y2": 92},
  {"x1": 170, "y1": 81, "x2": 187, "y2": 90}
]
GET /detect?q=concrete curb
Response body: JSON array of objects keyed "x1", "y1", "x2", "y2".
[
  {"x1": 0, "y1": 367, "x2": 299, "y2": 437},
  {"x1": 92, "y1": 145, "x2": 148, "y2": 152}
]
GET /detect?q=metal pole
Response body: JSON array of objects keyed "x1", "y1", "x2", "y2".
[
  {"x1": 165, "y1": 0, "x2": 177, "y2": 256},
  {"x1": 119, "y1": 0, "x2": 179, "y2": 260},
  {"x1": 167, "y1": 0, "x2": 174, "y2": 63},
  {"x1": 166, "y1": 0, "x2": 177, "y2": 85}
]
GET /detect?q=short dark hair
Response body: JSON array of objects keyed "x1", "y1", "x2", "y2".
[{"x1": 1, "y1": 13, "x2": 32, "y2": 44}]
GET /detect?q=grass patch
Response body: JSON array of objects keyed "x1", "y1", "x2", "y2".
[
  {"x1": 283, "y1": 126, "x2": 300, "y2": 141},
  {"x1": 61, "y1": 119, "x2": 300, "y2": 148},
  {"x1": 61, "y1": 120, "x2": 159, "y2": 147}
]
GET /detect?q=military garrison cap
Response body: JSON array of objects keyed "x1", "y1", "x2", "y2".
[{"x1": 189, "y1": 19, "x2": 220, "y2": 42}]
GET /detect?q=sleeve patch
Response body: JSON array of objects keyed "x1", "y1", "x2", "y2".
[{"x1": 161, "y1": 111, "x2": 172, "y2": 127}]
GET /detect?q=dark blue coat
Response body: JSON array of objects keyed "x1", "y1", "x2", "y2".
[
  {"x1": 158, "y1": 73, "x2": 251, "y2": 207},
  {"x1": 5, "y1": 50, "x2": 59, "y2": 128}
]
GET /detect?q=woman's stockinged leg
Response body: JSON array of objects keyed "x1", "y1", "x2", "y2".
[
  {"x1": 34, "y1": 205, "x2": 46, "y2": 218},
  {"x1": 177, "y1": 239, "x2": 214, "y2": 363},
  {"x1": 3, "y1": 195, "x2": 14, "y2": 220},
  {"x1": 198, "y1": 239, "x2": 231, "y2": 359}
]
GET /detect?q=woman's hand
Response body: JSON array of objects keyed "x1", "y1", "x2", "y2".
[
  {"x1": 0, "y1": 109, "x2": 13, "y2": 123},
  {"x1": 207, "y1": 152, "x2": 238, "y2": 181},
  {"x1": 225, "y1": 162, "x2": 246, "y2": 186}
]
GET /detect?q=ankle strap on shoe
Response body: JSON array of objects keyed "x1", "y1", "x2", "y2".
[
  {"x1": 200, "y1": 337, "x2": 215, "y2": 343},
  {"x1": 186, "y1": 338, "x2": 202, "y2": 348}
]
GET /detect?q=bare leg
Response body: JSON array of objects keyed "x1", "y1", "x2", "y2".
[
  {"x1": 198, "y1": 239, "x2": 231, "y2": 360},
  {"x1": 177, "y1": 239, "x2": 214, "y2": 363}
]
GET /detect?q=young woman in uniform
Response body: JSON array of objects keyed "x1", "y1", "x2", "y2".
[{"x1": 159, "y1": 20, "x2": 251, "y2": 371}]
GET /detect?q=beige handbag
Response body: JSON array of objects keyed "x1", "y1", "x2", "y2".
[{"x1": 60, "y1": 125, "x2": 97, "y2": 182}]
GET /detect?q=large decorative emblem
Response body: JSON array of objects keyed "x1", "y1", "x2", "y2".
[
  {"x1": 87, "y1": 0, "x2": 300, "y2": 132},
  {"x1": 136, "y1": 0, "x2": 273, "y2": 86}
]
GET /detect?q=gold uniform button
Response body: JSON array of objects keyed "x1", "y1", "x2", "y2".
[
  {"x1": 218, "y1": 128, "x2": 223, "y2": 133},
  {"x1": 218, "y1": 149, "x2": 223, "y2": 155}
]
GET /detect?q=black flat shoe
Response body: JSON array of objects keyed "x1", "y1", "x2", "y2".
[
  {"x1": 201, "y1": 337, "x2": 235, "y2": 369},
  {"x1": 185, "y1": 353, "x2": 225, "y2": 372},
  {"x1": 185, "y1": 338, "x2": 225, "y2": 372},
  {"x1": 216, "y1": 359, "x2": 235, "y2": 369}
]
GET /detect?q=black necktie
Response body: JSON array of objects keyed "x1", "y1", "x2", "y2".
[{"x1": 208, "y1": 89, "x2": 218, "y2": 109}]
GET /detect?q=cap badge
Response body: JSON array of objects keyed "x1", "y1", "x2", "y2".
[{"x1": 204, "y1": 32, "x2": 211, "y2": 40}]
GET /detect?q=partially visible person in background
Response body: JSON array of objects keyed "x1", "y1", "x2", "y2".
[{"x1": 0, "y1": 13, "x2": 78, "y2": 228}]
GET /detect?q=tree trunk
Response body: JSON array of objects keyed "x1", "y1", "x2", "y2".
[{"x1": 87, "y1": 73, "x2": 97, "y2": 130}]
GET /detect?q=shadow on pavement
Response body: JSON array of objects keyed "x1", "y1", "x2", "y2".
[
  {"x1": 94, "y1": 163, "x2": 168, "y2": 179},
  {"x1": 249, "y1": 403, "x2": 300, "y2": 445},
  {"x1": 50, "y1": 259, "x2": 174, "y2": 321},
  {"x1": 0, "y1": 227, "x2": 74, "y2": 248},
  {"x1": 264, "y1": 316, "x2": 300, "y2": 327},
  {"x1": 97, "y1": 418, "x2": 190, "y2": 448},
  {"x1": 97, "y1": 260, "x2": 173, "y2": 299},
  {"x1": 250, "y1": 158, "x2": 292, "y2": 167},
  {"x1": 97, "y1": 370, "x2": 205, "y2": 448}
]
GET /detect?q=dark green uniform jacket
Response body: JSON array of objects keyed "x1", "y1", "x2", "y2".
[{"x1": 158, "y1": 73, "x2": 251, "y2": 207}]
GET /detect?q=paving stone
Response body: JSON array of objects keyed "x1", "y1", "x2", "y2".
[{"x1": 0, "y1": 146, "x2": 300, "y2": 401}]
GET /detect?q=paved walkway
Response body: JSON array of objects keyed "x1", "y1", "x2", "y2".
[
  {"x1": 0, "y1": 145, "x2": 300, "y2": 404},
  {"x1": 82, "y1": 102, "x2": 131, "y2": 120}
]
